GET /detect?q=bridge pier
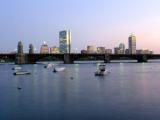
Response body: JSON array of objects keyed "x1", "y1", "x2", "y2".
[
  {"x1": 137, "y1": 55, "x2": 148, "y2": 63},
  {"x1": 15, "y1": 54, "x2": 26, "y2": 64},
  {"x1": 15, "y1": 54, "x2": 37, "y2": 64},
  {"x1": 25, "y1": 54, "x2": 36, "y2": 64},
  {"x1": 64, "y1": 54, "x2": 74, "y2": 64},
  {"x1": 104, "y1": 54, "x2": 110, "y2": 63}
]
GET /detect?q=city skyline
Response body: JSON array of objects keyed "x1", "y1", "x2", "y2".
[
  {"x1": 0, "y1": 32, "x2": 154, "y2": 54},
  {"x1": 13, "y1": 33, "x2": 153, "y2": 55},
  {"x1": 0, "y1": 0, "x2": 160, "y2": 53}
]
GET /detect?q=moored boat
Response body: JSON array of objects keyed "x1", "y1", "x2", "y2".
[
  {"x1": 12, "y1": 66, "x2": 22, "y2": 70},
  {"x1": 13, "y1": 71, "x2": 31, "y2": 75},
  {"x1": 53, "y1": 67, "x2": 66, "y2": 73},
  {"x1": 44, "y1": 63, "x2": 54, "y2": 69},
  {"x1": 95, "y1": 64, "x2": 109, "y2": 76}
]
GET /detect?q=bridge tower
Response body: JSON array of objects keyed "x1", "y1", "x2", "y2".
[
  {"x1": 15, "y1": 41, "x2": 26, "y2": 64},
  {"x1": 29, "y1": 44, "x2": 34, "y2": 54},
  {"x1": 27, "y1": 44, "x2": 36, "y2": 64}
]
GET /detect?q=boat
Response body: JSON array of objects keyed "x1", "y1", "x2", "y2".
[
  {"x1": 95, "y1": 64, "x2": 109, "y2": 76},
  {"x1": 12, "y1": 66, "x2": 22, "y2": 70},
  {"x1": 53, "y1": 67, "x2": 66, "y2": 72},
  {"x1": 44, "y1": 63, "x2": 54, "y2": 69},
  {"x1": 13, "y1": 71, "x2": 31, "y2": 75},
  {"x1": 0, "y1": 60, "x2": 5, "y2": 63}
]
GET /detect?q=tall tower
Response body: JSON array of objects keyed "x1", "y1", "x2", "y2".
[
  {"x1": 17, "y1": 41, "x2": 23, "y2": 54},
  {"x1": 15, "y1": 41, "x2": 25, "y2": 64},
  {"x1": 29, "y1": 44, "x2": 34, "y2": 54},
  {"x1": 128, "y1": 34, "x2": 136, "y2": 54},
  {"x1": 59, "y1": 30, "x2": 71, "y2": 53}
]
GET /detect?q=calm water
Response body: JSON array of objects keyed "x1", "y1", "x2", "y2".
[{"x1": 1, "y1": 62, "x2": 160, "y2": 120}]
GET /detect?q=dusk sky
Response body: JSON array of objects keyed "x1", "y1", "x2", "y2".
[{"x1": 0, "y1": 0, "x2": 160, "y2": 53}]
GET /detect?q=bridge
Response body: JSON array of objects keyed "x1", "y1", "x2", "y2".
[{"x1": 0, "y1": 53, "x2": 160, "y2": 64}]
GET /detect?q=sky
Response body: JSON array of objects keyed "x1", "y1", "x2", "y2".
[{"x1": 0, "y1": 0, "x2": 160, "y2": 53}]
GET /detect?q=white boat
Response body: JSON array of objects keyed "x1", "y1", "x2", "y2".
[
  {"x1": 44, "y1": 63, "x2": 54, "y2": 69},
  {"x1": 53, "y1": 67, "x2": 66, "y2": 72},
  {"x1": 0, "y1": 60, "x2": 5, "y2": 63},
  {"x1": 13, "y1": 71, "x2": 31, "y2": 75},
  {"x1": 95, "y1": 64, "x2": 109, "y2": 76},
  {"x1": 12, "y1": 66, "x2": 22, "y2": 70}
]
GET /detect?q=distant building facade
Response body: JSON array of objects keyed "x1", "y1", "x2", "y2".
[
  {"x1": 87, "y1": 46, "x2": 96, "y2": 53},
  {"x1": 40, "y1": 42, "x2": 49, "y2": 54},
  {"x1": 50, "y1": 46, "x2": 59, "y2": 53},
  {"x1": 128, "y1": 34, "x2": 136, "y2": 54},
  {"x1": 81, "y1": 50, "x2": 87, "y2": 54},
  {"x1": 59, "y1": 30, "x2": 71, "y2": 53},
  {"x1": 105, "y1": 49, "x2": 112, "y2": 54},
  {"x1": 119, "y1": 43, "x2": 125, "y2": 54},
  {"x1": 136, "y1": 49, "x2": 153, "y2": 54},
  {"x1": 125, "y1": 49, "x2": 129, "y2": 54},
  {"x1": 97, "y1": 47, "x2": 105, "y2": 54},
  {"x1": 114, "y1": 43, "x2": 125, "y2": 54},
  {"x1": 114, "y1": 47, "x2": 121, "y2": 54}
]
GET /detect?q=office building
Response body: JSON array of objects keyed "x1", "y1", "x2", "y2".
[
  {"x1": 128, "y1": 34, "x2": 136, "y2": 54},
  {"x1": 59, "y1": 30, "x2": 71, "y2": 53},
  {"x1": 105, "y1": 49, "x2": 112, "y2": 54},
  {"x1": 40, "y1": 42, "x2": 49, "y2": 54},
  {"x1": 87, "y1": 46, "x2": 96, "y2": 53},
  {"x1": 136, "y1": 49, "x2": 153, "y2": 54},
  {"x1": 81, "y1": 50, "x2": 87, "y2": 54},
  {"x1": 114, "y1": 47, "x2": 121, "y2": 54},
  {"x1": 50, "y1": 46, "x2": 59, "y2": 53},
  {"x1": 97, "y1": 47, "x2": 106, "y2": 54},
  {"x1": 119, "y1": 43, "x2": 125, "y2": 54},
  {"x1": 125, "y1": 49, "x2": 129, "y2": 54}
]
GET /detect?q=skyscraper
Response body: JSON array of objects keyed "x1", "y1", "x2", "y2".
[
  {"x1": 128, "y1": 34, "x2": 136, "y2": 54},
  {"x1": 59, "y1": 30, "x2": 71, "y2": 53},
  {"x1": 119, "y1": 43, "x2": 125, "y2": 54}
]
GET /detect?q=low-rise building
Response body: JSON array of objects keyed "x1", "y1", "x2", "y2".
[
  {"x1": 50, "y1": 46, "x2": 59, "y2": 54},
  {"x1": 40, "y1": 42, "x2": 49, "y2": 54},
  {"x1": 105, "y1": 49, "x2": 112, "y2": 54},
  {"x1": 114, "y1": 47, "x2": 121, "y2": 54},
  {"x1": 125, "y1": 49, "x2": 129, "y2": 54},
  {"x1": 87, "y1": 46, "x2": 96, "y2": 53},
  {"x1": 136, "y1": 49, "x2": 153, "y2": 54},
  {"x1": 81, "y1": 50, "x2": 87, "y2": 54},
  {"x1": 97, "y1": 47, "x2": 106, "y2": 54}
]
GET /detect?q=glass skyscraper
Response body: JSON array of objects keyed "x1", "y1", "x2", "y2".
[
  {"x1": 128, "y1": 34, "x2": 136, "y2": 54},
  {"x1": 59, "y1": 30, "x2": 71, "y2": 53}
]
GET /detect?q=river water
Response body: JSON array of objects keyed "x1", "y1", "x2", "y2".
[{"x1": 0, "y1": 62, "x2": 160, "y2": 120}]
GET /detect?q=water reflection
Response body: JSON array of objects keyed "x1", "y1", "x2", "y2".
[{"x1": 1, "y1": 63, "x2": 160, "y2": 119}]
